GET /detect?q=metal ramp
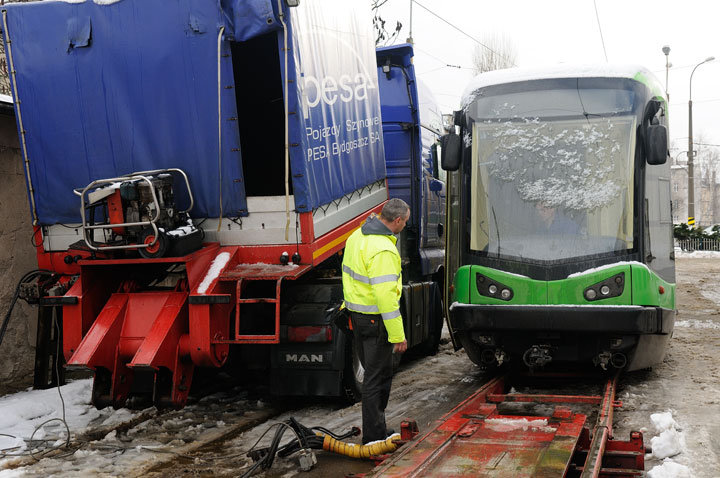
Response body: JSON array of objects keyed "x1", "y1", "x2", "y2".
[{"x1": 366, "y1": 374, "x2": 644, "y2": 478}]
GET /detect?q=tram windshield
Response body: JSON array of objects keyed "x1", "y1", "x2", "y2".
[{"x1": 466, "y1": 84, "x2": 637, "y2": 262}]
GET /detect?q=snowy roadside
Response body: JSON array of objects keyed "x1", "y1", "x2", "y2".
[
  {"x1": 0, "y1": 378, "x2": 274, "y2": 477},
  {"x1": 674, "y1": 249, "x2": 720, "y2": 259},
  {"x1": 0, "y1": 380, "x2": 143, "y2": 462}
]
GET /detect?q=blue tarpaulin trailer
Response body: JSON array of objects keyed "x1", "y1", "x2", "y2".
[
  {"x1": 1, "y1": 0, "x2": 448, "y2": 411},
  {"x1": 2, "y1": 0, "x2": 386, "y2": 232}
]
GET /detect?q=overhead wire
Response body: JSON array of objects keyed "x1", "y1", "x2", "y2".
[
  {"x1": 592, "y1": 0, "x2": 609, "y2": 62},
  {"x1": 411, "y1": 0, "x2": 516, "y2": 67}
]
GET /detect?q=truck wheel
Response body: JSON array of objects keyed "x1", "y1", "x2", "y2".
[
  {"x1": 343, "y1": 341, "x2": 364, "y2": 403},
  {"x1": 419, "y1": 285, "x2": 444, "y2": 356},
  {"x1": 343, "y1": 339, "x2": 402, "y2": 403}
]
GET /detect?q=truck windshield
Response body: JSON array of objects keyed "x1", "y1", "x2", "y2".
[{"x1": 466, "y1": 85, "x2": 637, "y2": 262}]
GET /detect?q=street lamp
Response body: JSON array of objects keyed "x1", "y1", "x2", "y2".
[
  {"x1": 688, "y1": 55, "x2": 715, "y2": 226},
  {"x1": 662, "y1": 45, "x2": 671, "y2": 99}
]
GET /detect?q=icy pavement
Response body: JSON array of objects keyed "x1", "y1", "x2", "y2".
[
  {"x1": 0, "y1": 377, "x2": 271, "y2": 477},
  {"x1": 0, "y1": 379, "x2": 142, "y2": 459}
]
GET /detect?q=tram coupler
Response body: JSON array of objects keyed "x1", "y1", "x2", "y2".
[{"x1": 523, "y1": 344, "x2": 552, "y2": 368}]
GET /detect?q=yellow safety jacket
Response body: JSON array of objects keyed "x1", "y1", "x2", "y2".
[{"x1": 342, "y1": 215, "x2": 405, "y2": 343}]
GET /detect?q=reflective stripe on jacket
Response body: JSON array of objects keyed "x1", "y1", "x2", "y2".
[{"x1": 342, "y1": 216, "x2": 405, "y2": 343}]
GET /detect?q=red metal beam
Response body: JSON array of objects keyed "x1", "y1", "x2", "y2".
[{"x1": 364, "y1": 372, "x2": 644, "y2": 478}]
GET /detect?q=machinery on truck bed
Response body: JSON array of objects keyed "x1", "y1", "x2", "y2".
[
  {"x1": 2, "y1": 0, "x2": 445, "y2": 408},
  {"x1": 440, "y1": 65, "x2": 675, "y2": 372}
]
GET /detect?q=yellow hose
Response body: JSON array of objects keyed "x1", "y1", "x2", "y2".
[{"x1": 320, "y1": 432, "x2": 401, "y2": 459}]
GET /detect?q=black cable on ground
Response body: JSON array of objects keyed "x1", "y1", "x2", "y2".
[
  {"x1": 238, "y1": 418, "x2": 360, "y2": 476},
  {"x1": 0, "y1": 269, "x2": 54, "y2": 349},
  {"x1": 0, "y1": 270, "x2": 71, "y2": 462}
]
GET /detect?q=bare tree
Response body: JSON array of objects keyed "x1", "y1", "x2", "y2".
[
  {"x1": 471, "y1": 33, "x2": 517, "y2": 75},
  {"x1": 371, "y1": 0, "x2": 402, "y2": 46},
  {"x1": 0, "y1": 0, "x2": 40, "y2": 96}
]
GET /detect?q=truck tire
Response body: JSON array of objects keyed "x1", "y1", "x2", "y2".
[
  {"x1": 418, "y1": 284, "x2": 444, "y2": 356},
  {"x1": 343, "y1": 340, "x2": 364, "y2": 403},
  {"x1": 343, "y1": 337, "x2": 402, "y2": 403}
]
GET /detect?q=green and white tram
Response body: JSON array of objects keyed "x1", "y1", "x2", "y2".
[{"x1": 441, "y1": 65, "x2": 675, "y2": 371}]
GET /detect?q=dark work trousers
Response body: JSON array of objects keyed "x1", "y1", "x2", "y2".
[{"x1": 350, "y1": 311, "x2": 394, "y2": 444}]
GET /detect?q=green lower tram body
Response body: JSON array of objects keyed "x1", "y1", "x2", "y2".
[{"x1": 448, "y1": 262, "x2": 675, "y2": 371}]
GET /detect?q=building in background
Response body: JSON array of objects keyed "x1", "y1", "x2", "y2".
[{"x1": 670, "y1": 148, "x2": 720, "y2": 227}]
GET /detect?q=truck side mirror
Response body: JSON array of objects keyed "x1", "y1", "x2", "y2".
[
  {"x1": 646, "y1": 124, "x2": 668, "y2": 165},
  {"x1": 440, "y1": 133, "x2": 462, "y2": 171}
]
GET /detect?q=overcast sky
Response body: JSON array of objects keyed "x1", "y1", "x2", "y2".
[{"x1": 378, "y1": 0, "x2": 720, "y2": 155}]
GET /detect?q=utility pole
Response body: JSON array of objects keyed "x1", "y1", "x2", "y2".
[
  {"x1": 662, "y1": 45, "x2": 670, "y2": 100},
  {"x1": 406, "y1": 0, "x2": 413, "y2": 44},
  {"x1": 688, "y1": 56, "x2": 715, "y2": 226}
]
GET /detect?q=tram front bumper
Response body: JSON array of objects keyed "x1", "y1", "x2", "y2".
[{"x1": 449, "y1": 303, "x2": 675, "y2": 335}]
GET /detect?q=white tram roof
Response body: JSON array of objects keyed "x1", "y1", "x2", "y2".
[{"x1": 461, "y1": 64, "x2": 662, "y2": 108}]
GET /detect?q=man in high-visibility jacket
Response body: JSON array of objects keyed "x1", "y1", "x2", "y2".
[{"x1": 342, "y1": 198, "x2": 409, "y2": 444}]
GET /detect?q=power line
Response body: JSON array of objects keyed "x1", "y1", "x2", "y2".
[
  {"x1": 670, "y1": 98, "x2": 720, "y2": 106},
  {"x1": 417, "y1": 64, "x2": 471, "y2": 75},
  {"x1": 414, "y1": 46, "x2": 449, "y2": 65},
  {"x1": 593, "y1": 0, "x2": 609, "y2": 62},
  {"x1": 414, "y1": 46, "x2": 472, "y2": 70},
  {"x1": 411, "y1": 0, "x2": 517, "y2": 67}
]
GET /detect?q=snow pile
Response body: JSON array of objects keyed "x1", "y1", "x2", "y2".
[
  {"x1": 0, "y1": 380, "x2": 141, "y2": 459},
  {"x1": 197, "y1": 252, "x2": 232, "y2": 293},
  {"x1": 650, "y1": 411, "x2": 677, "y2": 434},
  {"x1": 675, "y1": 319, "x2": 720, "y2": 330},
  {"x1": 674, "y1": 250, "x2": 720, "y2": 258},
  {"x1": 644, "y1": 411, "x2": 694, "y2": 477},
  {"x1": 484, "y1": 418, "x2": 554, "y2": 433},
  {"x1": 647, "y1": 459, "x2": 693, "y2": 478},
  {"x1": 646, "y1": 411, "x2": 687, "y2": 462}
]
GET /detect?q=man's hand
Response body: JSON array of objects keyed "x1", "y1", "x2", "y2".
[{"x1": 393, "y1": 340, "x2": 408, "y2": 354}]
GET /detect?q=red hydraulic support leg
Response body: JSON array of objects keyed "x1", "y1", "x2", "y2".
[
  {"x1": 67, "y1": 289, "x2": 193, "y2": 408},
  {"x1": 66, "y1": 294, "x2": 132, "y2": 408},
  {"x1": 129, "y1": 291, "x2": 193, "y2": 408}
]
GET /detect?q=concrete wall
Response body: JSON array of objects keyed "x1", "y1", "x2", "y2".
[{"x1": 0, "y1": 112, "x2": 38, "y2": 396}]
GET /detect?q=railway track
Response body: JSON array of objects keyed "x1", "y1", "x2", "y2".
[
  {"x1": 0, "y1": 346, "x2": 654, "y2": 477},
  {"x1": 364, "y1": 371, "x2": 645, "y2": 478}
]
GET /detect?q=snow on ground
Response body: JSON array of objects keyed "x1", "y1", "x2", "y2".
[
  {"x1": 674, "y1": 250, "x2": 720, "y2": 259},
  {"x1": 0, "y1": 379, "x2": 142, "y2": 459},
  {"x1": 638, "y1": 410, "x2": 695, "y2": 477},
  {"x1": 675, "y1": 319, "x2": 720, "y2": 330},
  {"x1": 0, "y1": 377, "x2": 262, "y2": 477}
]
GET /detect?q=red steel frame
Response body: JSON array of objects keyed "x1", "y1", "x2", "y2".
[
  {"x1": 362, "y1": 373, "x2": 644, "y2": 478},
  {"x1": 48, "y1": 202, "x2": 386, "y2": 408}
]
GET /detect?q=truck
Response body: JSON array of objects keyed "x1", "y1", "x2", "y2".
[{"x1": 1, "y1": 0, "x2": 445, "y2": 408}]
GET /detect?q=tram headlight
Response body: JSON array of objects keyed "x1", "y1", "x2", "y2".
[
  {"x1": 475, "y1": 274, "x2": 513, "y2": 301},
  {"x1": 583, "y1": 273, "x2": 625, "y2": 301}
]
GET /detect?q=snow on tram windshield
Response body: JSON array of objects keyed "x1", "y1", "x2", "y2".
[{"x1": 466, "y1": 84, "x2": 637, "y2": 262}]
